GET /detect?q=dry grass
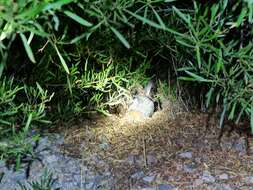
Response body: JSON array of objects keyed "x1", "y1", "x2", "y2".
[{"x1": 59, "y1": 108, "x2": 253, "y2": 189}]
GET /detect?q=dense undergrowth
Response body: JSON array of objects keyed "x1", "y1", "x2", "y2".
[{"x1": 0, "y1": 0, "x2": 253, "y2": 167}]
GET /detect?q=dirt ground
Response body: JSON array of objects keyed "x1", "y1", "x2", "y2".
[{"x1": 58, "y1": 107, "x2": 253, "y2": 190}]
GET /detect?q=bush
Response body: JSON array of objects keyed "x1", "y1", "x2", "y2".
[{"x1": 0, "y1": 0, "x2": 253, "y2": 165}]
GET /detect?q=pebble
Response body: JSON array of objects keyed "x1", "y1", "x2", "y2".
[
  {"x1": 243, "y1": 176, "x2": 253, "y2": 184},
  {"x1": 179, "y1": 151, "x2": 193, "y2": 159},
  {"x1": 183, "y1": 162, "x2": 197, "y2": 173},
  {"x1": 142, "y1": 175, "x2": 156, "y2": 183},
  {"x1": 211, "y1": 184, "x2": 234, "y2": 190},
  {"x1": 219, "y1": 173, "x2": 229, "y2": 180},
  {"x1": 233, "y1": 137, "x2": 247, "y2": 155},
  {"x1": 147, "y1": 154, "x2": 158, "y2": 165},
  {"x1": 140, "y1": 188, "x2": 156, "y2": 190},
  {"x1": 202, "y1": 171, "x2": 216, "y2": 183},
  {"x1": 35, "y1": 136, "x2": 49, "y2": 152},
  {"x1": 158, "y1": 184, "x2": 174, "y2": 190},
  {"x1": 193, "y1": 178, "x2": 203, "y2": 186},
  {"x1": 131, "y1": 171, "x2": 145, "y2": 180}
]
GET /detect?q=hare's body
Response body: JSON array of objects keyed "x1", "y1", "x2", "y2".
[{"x1": 128, "y1": 81, "x2": 155, "y2": 118}]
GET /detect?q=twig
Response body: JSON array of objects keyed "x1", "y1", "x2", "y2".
[
  {"x1": 142, "y1": 136, "x2": 147, "y2": 167},
  {"x1": 37, "y1": 40, "x2": 49, "y2": 53}
]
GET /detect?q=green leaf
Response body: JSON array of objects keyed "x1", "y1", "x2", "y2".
[
  {"x1": 64, "y1": 10, "x2": 93, "y2": 27},
  {"x1": 248, "y1": 2, "x2": 253, "y2": 23},
  {"x1": 36, "y1": 82, "x2": 44, "y2": 95},
  {"x1": 205, "y1": 87, "x2": 214, "y2": 108},
  {"x1": 196, "y1": 45, "x2": 201, "y2": 68},
  {"x1": 20, "y1": 33, "x2": 36, "y2": 63},
  {"x1": 172, "y1": 6, "x2": 190, "y2": 25},
  {"x1": 152, "y1": 8, "x2": 166, "y2": 29},
  {"x1": 236, "y1": 7, "x2": 247, "y2": 27},
  {"x1": 210, "y1": 4, "x2": 219, "y2": 24},
  {"x1": 67, "y1": 75, "x2": 72, "y2": 96},
  {"x1": 184, "y1": 70, "x2": 213, "y2": 82},
  {"x1": 24, "y1": 113, "x2": 33, "y2": 131},
  {"x1": 125, "y1": 9, "x2": 183, "y2": 36},
  {"x1": 125, "y1": 9, "x2": 162, "y2": 29},
  {"x1": 178, "y1": 76, "x2": 198, "y2": 81},
  {"x1": 110, "y1": 26, "x2": 130, "y2": 49},
  {"x1": 0, "y1": 119, "x2": 11, "y2": 126},
  {"x1": 215, "y1": 49, "x2": 223, "y2": 73},
  {"x1": 53, "y1": 44, "x2": 70, "y2": 74},
  {"x1": 228, "y1": 102, "x2": 237, "y2": 120},
  {"x1": 251, "y1": 106, "x2": 253, "y2": 134},
  {"x1": 16, "y1": 3, "x2": 46, "y2": 19},
  {"x1": 219, "y1": 99, "x2": 227, "y2": 128},
  {"x1": 176, "y1": 38, "x2": 195, "y2": 48},
  {"x1": 43, "y1": 0, "x2": 73, "y2": 11},
  {"x1": 0, "y1": 22, "x2": 14, "y2": 41}
]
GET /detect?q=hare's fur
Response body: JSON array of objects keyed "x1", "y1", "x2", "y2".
[{"x1": 128, "y1": 81, "x2": 155, "y2": 118}]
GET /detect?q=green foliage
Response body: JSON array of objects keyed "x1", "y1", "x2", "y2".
[
  {"x1": 171, "y1": 1, "x2": 253, "y2": 130},
  {"x1": 18, "y1": 169, "x2": 55, "y2": 190},
  {"x1": 0, "y1": 77, "x2": 52, "y2": 165},
  {"x1": 1, "y1": 0, "x2": 253, "y2": 166},
  {"x1": 0, "y1": 77, "x2": 23, "y2": 127},
  {"x1": 156, "y1": 80, "x2": 177, "y2": 102},
  {"x1": 123, "y1": 0, "x2": 253, "y2": 130},
  {"x1": 0, "y1": 130, "x2": 40, "y2": 170}
]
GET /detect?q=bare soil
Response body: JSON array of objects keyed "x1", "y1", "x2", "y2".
[{"x1": 58, "y1": 108, "x2": 253, "y2": 189}]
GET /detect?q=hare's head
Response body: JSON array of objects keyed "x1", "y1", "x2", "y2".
[{"x1": 144, "y1": 80, "x2": 155, "y2": 97}]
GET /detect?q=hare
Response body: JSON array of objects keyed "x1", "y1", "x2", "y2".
[{"x1": 128, "y1": 81, "x2": 155, "y2": 118}]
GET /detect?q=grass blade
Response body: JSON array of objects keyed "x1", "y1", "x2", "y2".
[
  {"x1": 251, "y1": 106, "x2": 253, "y2": 134},
  {"x1": 196, "y1": 45, "x2": 201, "y2": 68},
  {"x1": 185, "y1": 70, "x2": 213, "y2": 82},
  {"x1": 152, "y1": 8, "x2": 166, "y2": 29},
  {"x1": 53, "y1": 44, "x2": 70, "y2": 74},
  {"x1": 20, "y1": 33, "x2": 36, "y2": 63},
  {"x1": 219, "y1": 99, "x2": 227, "y2": 128},
  {"x1": 125, "y1": 9, "x2": 162, "y2": 29},
  {"x1": 24, "y1": 113, "x2": 33, "y2": 131},
  {"x1": 172, "y1": 6, "x2": 190, "y2": 25},
  {"x1": 43, "y1": 0, "x2": 73, "y2": 11},
  {"x1": 110, "y1": 26, "x2": 130, "y2": 49},
  {"x1": 64, "y1": 10, "x2": 93, "y2": 27}
]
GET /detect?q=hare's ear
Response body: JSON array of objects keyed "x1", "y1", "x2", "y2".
[{"x1": 144, "y1": 80, "x2": 155, "y2": 96}]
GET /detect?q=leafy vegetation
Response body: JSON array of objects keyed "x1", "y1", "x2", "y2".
[
  {"x1": 18, "y1": 169, "x2": 55, "y2": 190},
  {"x1": 0, "y1": 0, "x2": 252, "y2": 170}
]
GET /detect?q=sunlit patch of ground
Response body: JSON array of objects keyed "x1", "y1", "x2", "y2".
[{"x1": 60, "y1": 108, "x2": 253, "y2": 189}]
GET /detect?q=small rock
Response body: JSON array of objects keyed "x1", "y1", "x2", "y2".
[
  {"x1": 219, "y1": 173, "x2": 229, "y2": 180},
  {"x1": 212, "y1": 184, "x2": 233, "y2": 190},
  {"x1": 0, "y1": 160, "x2": 6, "y2": 168},
  {"x1": 183, "y1": 162, "x2": 197, "y2": 173},
  {"x1": 36, "y1": 136, "x2": 49, "y2": 152},
  {"x1": 142, "y1": 175, "x2": 156, "y2": 183},
  {"x1": 55, "y1": 135, "x2": 65, "y2": 145},
  {"x1": 179, "y1": 151, "x2": 193, "y2": 159},
  {"x1": 131, "y1": 171, "x2": 145, "y2": 180},
  {"x1": 193, "y1": 178, "x2": 203, "y2": 186},
  {"x1": 202, "y1": 171, "x2": 215, "y2": 183},
  {"x1": 147, "y1": 154, "x2": 158, "y2": 165},
  {"x1": 233, "y1": 137, "x2": 247, "y2": 154},
  {"x1": 140, "y1": 188, "x2": 156, "y2": 190},
  {"x1": 12, "y1": 170, "x2": 27, "y2": 182},
  {"x1": 158, "y1": 184, "x2": 174, "y2": 190},
  {"x1": 126, "y1": 155, "x2": 135, "y2": 165},
  {"x1": 45, "y1": 154, "x2": 58, "y2": 163},
  {"x1": 85, "y1": 181, "x2": 95, "y2": 189},
  {"x1": 243, "y1": 176, "x2": 253, "y2": 184}
]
